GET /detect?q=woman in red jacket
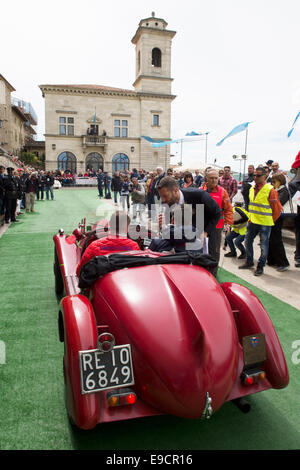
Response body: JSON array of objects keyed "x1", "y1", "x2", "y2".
[{"x1": 76, "y1": 211, "x2": 140, "y2": 277}]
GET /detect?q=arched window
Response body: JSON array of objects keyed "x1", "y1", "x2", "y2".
[
  {"x1": 112, "y1": 153, "x2": 129, "y2": 173},
  {"x1": 152, "y1": 48, "x2": 161, "y2": 67},
  {"x1": 86, "y1": 152, "x2": 103, "y2": 172},
  {"x1": 57, "y1": 151, "x2": 77, "y2": 173}
]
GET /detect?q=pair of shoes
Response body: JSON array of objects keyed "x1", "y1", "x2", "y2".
[
  {"x1": 239, "y1": 262, "x2": 254, "y2": 269},
  {"x1": 18, "y1": 211, "x2": 24, "y2": 215},
  {"x1": 224, "y1": 251, "x2": 237, "y2": 258},
  {"x1": 5, "y1": 220, "x2": 10, "y2": 224},
  {"x1": 31, "y1": 210, "x2": 35, "y2": 212},
  {"x1": 238, "y1": 253, "x2": 246, "y2": 259},
  {"x1": 276, "y1": 266, "x2": 289, "y2": 272},
  {"x1": 254, "y1": 264, "x2": 264, "y2": 276}
]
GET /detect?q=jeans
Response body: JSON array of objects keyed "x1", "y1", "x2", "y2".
[
  {"x1": 46, "y1": 186, "x2": 54, "y2": 200},
  {"x1": 113, "y1": 190, "x2": 121, "y2": 203},
  {"x1": 226, "y1": 230, "x2": 246, "y2": 254},
  {"x1": 120, "y1": 194, "x2": 130, "y2": 210},
  {"x1": 132, "y1": 203, "x2": 145, "y2": 220},
  {"x1": 245, "y1": 223, "x2": 272, "y2": 267},
  {"x1": 36, "y1": 187, "x2": 44, "y2": 200}
]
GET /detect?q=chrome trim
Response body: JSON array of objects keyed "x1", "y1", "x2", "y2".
[
  {"x1": 97, "y1": 332, "x2": 116, "y2": 353},
  {"x1": 201, "y1": 392, "x2": 213, "y2": 419}
]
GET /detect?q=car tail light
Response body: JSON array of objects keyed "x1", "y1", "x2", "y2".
[
  {"x1": 242, "y1": 370, "x2": 266, "y2": 386},
  {"x1": 107, "y1": 389, "x2": 137, "y2": 407},
  {"x1": 244, "y1": 376, "x2": 254, "y2": 386}
]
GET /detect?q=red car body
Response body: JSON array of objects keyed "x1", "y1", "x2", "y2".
[{"x1": 53, "y1": 221, "x2": 289, "y2": 430}]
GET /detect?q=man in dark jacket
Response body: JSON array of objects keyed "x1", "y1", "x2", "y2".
[
  {"x1": 3, "y1": 167, "x2": 21, "y2": 223},
  {"x1": 241, "y1": 165, "x2": 255, "y2": 210},
  {"x1": 157, "y1": 176, "x2": 222, "y2": 265},
  {"x1": 103, "y1": 172, "x2": 112, "y2": 198},
  {"x1": 111, "y1": 171, "x2": 122, "y2": 204},
  {"x1": 45, "y1": 171, "x2": 55, "y2": 200},
  {"x1": 97, "y1": 169, "x2": 104, "y2": 198}
]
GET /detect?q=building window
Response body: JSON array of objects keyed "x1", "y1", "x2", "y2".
[
  {"x1": 57, "y1": 151, "x2": 77, "y2": 173},
  {"x1": 153, "y1": 114, "x2": 160, "y2": 126},
  {"x1": 86, "y1": 152, "x2": 103, "y2": 172},
  {"x1": 114, "y1": 119, "x2": 128, "y2": 138},
  {"x1": 59, "y1": 116, "x2": 74, "y2": 135},
  {"x1": 112, "y1": 153, "x2": 129, "y2": 173},
  {"x1": 152, "y1": 48, "x2": 161, "y2": 67}
]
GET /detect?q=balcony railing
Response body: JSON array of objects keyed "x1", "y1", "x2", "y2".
[
  {"x1": 11, "y1": 97, "x2": 38, "y2": 125},
  {"x1": 82, "y1": 135, "x2": 107, "y2": 147}
]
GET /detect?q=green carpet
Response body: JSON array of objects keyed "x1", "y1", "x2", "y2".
[{"x1": 0, "y1": 188, "x2": 299, "y2": 450}]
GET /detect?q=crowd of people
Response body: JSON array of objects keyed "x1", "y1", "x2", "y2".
[
  {"x1": 93, "y1": 157, "x2": 300, "y2": 277},
  {"x1": 1, "y1": 153, "x2": 300, "y2": 278},
  {"x1": 0, "y1": 166, "x2": 56, "y2": 224}
]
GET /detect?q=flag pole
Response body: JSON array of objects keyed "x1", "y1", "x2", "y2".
[
  {"x1": 181, "y1": 140, "x2": 183, "y2": 166},
  {"x1": 205, "y1": 132, "x2": 208, "y2": 165},
  {"x1": 243, "y1": 126, "x2": 248, "y2": 177}
]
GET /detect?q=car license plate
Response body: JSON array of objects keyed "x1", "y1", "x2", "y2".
[
  {"x1": 242, "y1": 333, "x2": 266, "y2": 367},
  {"x1": 79, "y1": 344, "x2": 134, "y2": 395}
]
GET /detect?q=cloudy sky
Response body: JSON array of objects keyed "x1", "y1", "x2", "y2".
[{"x1": 2, "y1": 0, "x2": 300, "y2": 171}]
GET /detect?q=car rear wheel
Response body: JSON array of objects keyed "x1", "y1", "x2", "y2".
[{"x1": 54, "y1": 249, "x2": 64, "y2": 295}]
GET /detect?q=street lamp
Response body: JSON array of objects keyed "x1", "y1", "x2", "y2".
[{"x1": 232, "y1": 154, "x2": 247, "y2": 181}]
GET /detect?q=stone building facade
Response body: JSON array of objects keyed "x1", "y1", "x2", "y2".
[
  {"x1": 40, "y1": 14, "x2": 176, "y2": 174},
  {"x1": 0, "y1": 74, "x2": 38, "y2": 162},
  {"x1": 0, "y1": 74, "x2": 15, "y2": 155}
]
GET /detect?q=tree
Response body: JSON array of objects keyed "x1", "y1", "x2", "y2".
[{"x1": 21, "y1": 151, "x2": 39, "y2": 166}]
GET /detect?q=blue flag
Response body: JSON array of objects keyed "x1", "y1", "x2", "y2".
[
  {"x1": 287, "y1": 112, "x2": 300, "y2": 138},
  {"x1": 216, "y1": 122, "x2": 251, "y2": 146},
  {"x1": 185, "y1": 131, "x2": 203, "y2": 136},
  {"x1": 141, "y1": 135, "x2": 166, "y2": 143}
]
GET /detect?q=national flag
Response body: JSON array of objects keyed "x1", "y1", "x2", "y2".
[
  {"x1": 287, "y1": 112, "x2": 300, "y2": 138},
  {"x1": 216, "y1": 122, "x2": 251, "y2": 146},
  {"x1": 141, "y1": 134, "x2": 206, "y2": 148},
  {"x1": 185, "y1": 131, "x2": 203, "y2": 136}
]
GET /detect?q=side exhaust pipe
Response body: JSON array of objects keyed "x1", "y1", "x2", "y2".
[{"x1": 232, "y1": 397, "x2": 251, "y2": 413}]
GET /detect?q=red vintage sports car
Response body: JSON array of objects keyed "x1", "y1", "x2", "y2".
[{"x1": 53, "y1": 218, "x2": 289, "y2": 430}]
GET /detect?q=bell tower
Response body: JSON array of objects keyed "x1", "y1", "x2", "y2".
[{"x1": 131, "y1": 13, "x2": 176, "y2": 94}]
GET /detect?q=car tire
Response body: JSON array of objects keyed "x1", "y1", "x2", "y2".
[{"x1": 54, "y1": 249, "x2": 64, "y2": 295}]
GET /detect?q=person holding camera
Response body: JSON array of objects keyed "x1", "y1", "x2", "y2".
[{"x1": 130, "y1": 177, "x2": 146, "y2": 221}]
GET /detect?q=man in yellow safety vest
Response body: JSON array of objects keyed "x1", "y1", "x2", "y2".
[{"x1": 239, "y1": 166, "x2": 282, "y2": 276}]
